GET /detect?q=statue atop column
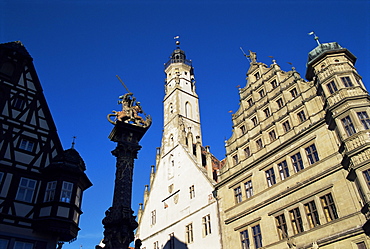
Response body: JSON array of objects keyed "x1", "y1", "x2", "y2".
[{"x1": 98, "y1": 78, "x2": 151, "y2": 249}]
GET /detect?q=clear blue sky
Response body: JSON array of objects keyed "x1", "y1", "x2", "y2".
[{"x1": 1, "y1": 0, "x2": 369, "y2": 248}]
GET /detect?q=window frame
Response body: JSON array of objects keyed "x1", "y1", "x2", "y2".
[
  {"x1": 276, "y1": 98, "x2": 284, "y2": 108},
  {"x1": 297, "y1": 110, "x2": 307, "y2": 123},
  {"x1": 252, "y1": 224, "x2": 263, "y2": 249},
  {"x1": 357, "y1": 111, "x2": 370, "y2": 130},
  {"x1": 341, "y1": 115, "x2": 356, "y2": 136},
  {"x1": 291, "y1": 152, "x2": 304, "y2": 172},
  {"x1": 265, "y1": 167, "x2": 276, "y2": 187},
  {"x1": 341, "y1": 76, "x2": 353, "y2": 87},
  {"x1": 244, "y1": 180, "x2": 253, "y2": 199},
  {"x1": 60, "y1": 181, "x2": 73, "y2": 203},
  {"x1": 275, "y1": 214, "x2": 288, "y2": 239},
  {"x1": 185, "y1": 223, "x2": 194, "y2": 244},
  {"x1": 234, "y1": 186, "x2": 243, "y2": 204},
  {"x1": 305, "y1": 144, "x2": 319, "y2": 165},
  {"x1": 282, "y1": 120, "x2": 291, "y2": 133},
  {"x1": 290, "y1": 207, "x2": 304, "y2": 234},
  {"x1": 320, "y1": 193, "x2": 339, "y2": 222},
  {"x1": 16, "y1": 177, "x2": 37, "y2": 203},
  {"x1": 278, "y1": 160, "x2": 290, "y2": 180},
  {"x1": 326, "y1": 81, "x2": 338, "y2": 94},
  {"x1": 44, "y1": 181, "x2": 57, "y2": 202},
  {"x1": 202, "y1": 214, "x2": 212, "y2": 236},
  {"x1": 304, "y1": 200, "x2": 321, "y2": 228}
]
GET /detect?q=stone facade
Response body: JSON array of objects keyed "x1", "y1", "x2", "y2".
[
  {"x1": 135, "y1": 45, "x2": 223, "y2": 249},
  {"x1": 216, "y1": 43, "x2": 370, "y2": 249}
]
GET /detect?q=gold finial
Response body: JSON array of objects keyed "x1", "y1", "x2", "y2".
[{"x1": 174, "y1": 36, "x2": 180, "y2": 46}]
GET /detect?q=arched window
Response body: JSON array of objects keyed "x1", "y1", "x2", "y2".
[{"x1": 185, "y1": 102, "x2": 192, "y2": 118}]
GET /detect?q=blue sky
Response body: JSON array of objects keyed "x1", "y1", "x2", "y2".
[{"x1": 1, "y1": 0, "x2": 369, "y2": 248}]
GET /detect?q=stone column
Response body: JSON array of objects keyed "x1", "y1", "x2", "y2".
[{"x1": 99, "y1": 122, "x2": 149, "y2": 249}]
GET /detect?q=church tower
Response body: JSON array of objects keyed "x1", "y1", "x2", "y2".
[
  {"x1": 135, "y1": 41, "x2": 222, "y2": 249},
  {"x1": 162, "y1": 42, "x2": 201, "y2": 157}
]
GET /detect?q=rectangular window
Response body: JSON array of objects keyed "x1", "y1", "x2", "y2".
[
  {"x1": 256, "y1": 139, "x2": 263, "y2": 150},
  {"x1": 271, "y1": 80, "x2": 278, "y2": 89},
  {"x1": 255, "y1": 72, "x2": 260, "y2": 80},
  {"x1": 252, "y1": 224, "x2": 263, "y2": 249},
  {"x1": 248, "y1": 98, "x2": 253, "y2": 107},
  {"x1": 60, "y1": 181, "x2": 73, "y2": 203},
  {"x1": 151, "y1": 210, "x2": 156, "y2": 225},
  {"x1": 363, "y1": 169, "x2": 370, "y2": 190},
  {"x1": 16, "y1": 177, "x2": 37, "y2": 203},
  {"x1": 278, "y1": 160, "x2": 290, "y2": 180},
  {"x1": 282, "y1": 120, "x2": 291, "y2": 132},
  {"x1": 259, "y1": 89, "x2": 265, "y2": 98},
  {"x1": 234, "y1": 186, "x2": 242, "y2": 203},
  {"x1": 341, "y1": 76, "x2": 353, "y2": 87},
  {"x1": 202, "y1": 214, "x2": 211, "y2": 236},
  {"x1": 244, "y1": 147, "x2": 251, "y2": 158},
  {"x1": 233, "y1": 154, "x2": 239, "y2": 165},
  {"x1": 320, "y1": 193, "x2": 338, "y2": 222},
  {"x1": 269, "y1": 130, "x2": 277, "y2": 142},
  {"x1": 240, "y1": 229, "x2": 250, "y2": 249},
  {"x1": 252, "y1": 117, "x2": 258, "y2": 126},
  {"x1": 19, "y1": 138, "x2": 35, "y2": 152},
  {"x1": 275, "y1": 214, "x2": 288, "y2": 239},
  {"x1": 44, "y1": 181, "x2": 57, "y2": 202},
  {"x1": 189, "y1": 185, "x2": 195, "y2": 199},
  {"x1": 305, "y1": 144, "x2": 319, "y2": 165},
  {"x1": 305, "y1": 200, "x2": 320, "y2": 228},
  {"x1": 358, "y1": 111, "x2": 370, "y2": 130},
  {"x1": 264, "y1": 108, "x2": 270, "y2": 118},
  {"x1": 297, "y1": 110, "x2": 307, "y2": 122},
  {"x1": 14, "y1": 241, "x2": 34, "y2": 249},
  {"x1": 276, "y1": 98, "x2": 284, "y2": 108},
  {"x1": 327, "y1": 81, "x2": 338, "y2": 94},
  {"x1": 245, "y1": 180, "x2": 253, "y2": 198},
  {"x1": 290, "y1": 207, "x2": 304, "y2": 234},
  {"x1": 342, "y1": 115, "x2": 356, "y2": 136},
  {"x1": 290, "y1": 88, "x2": 298, "y2": 99},
  {"x1": 185, "y1": 223, "x2": 193, "y2": 243},
  {"x1": 240, "y1": 125, "x2": 246, "y2": 134},
  {"x1": 291, "y1": 152, "x2": 304, "y2": 172},
  {"x1": 265, "y1": 168, "x2": 276, "y2": 187}
]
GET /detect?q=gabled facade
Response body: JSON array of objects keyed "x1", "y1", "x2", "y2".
[
  {"x1": 0, "y1": 41, "x2": 92, "y2": 249},
  {"x1": 135, "y1": 45, "x2": 223, "y2": 249},
  {"x1": 216, "y1": 42, "x2": 370, "y2": 249}
]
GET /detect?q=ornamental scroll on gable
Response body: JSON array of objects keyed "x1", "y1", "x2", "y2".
[{"x1": 107, "y1": 92, "x2": 152, "y2": 128}]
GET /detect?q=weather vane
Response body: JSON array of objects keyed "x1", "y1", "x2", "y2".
[{"x1": 308, "y1": 31, "x2": 321, "y2": 46}]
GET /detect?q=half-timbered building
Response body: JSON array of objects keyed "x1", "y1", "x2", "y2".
[{"x1": 0, "y1": 41, "x2": 92, "y2": 249}]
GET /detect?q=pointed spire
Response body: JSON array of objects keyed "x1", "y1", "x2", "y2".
[{"x1": 71, "y1": 136, "x2": 77, "y2": 149}]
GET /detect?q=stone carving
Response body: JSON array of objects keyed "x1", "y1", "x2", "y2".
[{"x1": 107, "y1": 92, "x2": 152, "y2": 127}]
